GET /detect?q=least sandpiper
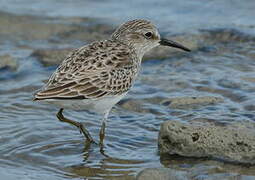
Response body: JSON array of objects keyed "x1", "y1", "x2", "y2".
[{"x1": 34, "y1": 19, "x2": 190, "y2": 147}]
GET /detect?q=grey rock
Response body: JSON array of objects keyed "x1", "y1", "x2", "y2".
[
  {"x1": 118, "y1": 97, "x2": 164, "y2": 114},
  {"x1": 0, "y1": 54, "x2": 18, "y2": 70},
  {"x1": 136, "y1": 167, "x2": 254, "y2": 180},
  {"x1": 118, "y1": 98, "x2": 146, "y2": 113},
  {"x1": 188, "y1": 165, "x2": 255, "y2": 180},
  {"x1": 161, "y1": 96, "x2": 224, "y2": 109},
  {"x1": 136, "y1": 168, "x2": 188, "y2": 180},
  {"x1": 158, "y1": 120, "x2": 255, "y2": 164}
]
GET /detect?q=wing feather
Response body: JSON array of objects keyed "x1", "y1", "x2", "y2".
[{"x1": 34, "y1": 40, "x2": 138, "y2": 101}]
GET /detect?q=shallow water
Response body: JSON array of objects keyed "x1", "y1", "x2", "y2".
[
  {"x1": 0, "y1": 0, "x2": 255, "y2": 179},
  {"x1": 1, "y1": 0, "x2": 255, "y2": 34}
]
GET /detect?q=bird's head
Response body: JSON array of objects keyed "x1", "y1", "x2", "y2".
[{"x1": 111, "y1": 19, "x2": 190, "y2": 57}]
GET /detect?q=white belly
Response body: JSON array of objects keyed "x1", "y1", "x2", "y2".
[{"x1": 40, "y1": 93, "x2": 127, "y2": 115}]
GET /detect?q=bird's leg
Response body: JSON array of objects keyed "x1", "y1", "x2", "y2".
[
  {"x1": 99, "y1": 121, "x2": 106, "y2": 148},
  {"x1": 99, "y1": 111, "x2": 109, "y2": 149},
  {"x1": 56, "y1": 108, "x2": 95, "y2": 143}
]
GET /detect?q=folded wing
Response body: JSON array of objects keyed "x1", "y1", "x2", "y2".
[{"x1": 34, "y1": 40, "x2": 137, "y2": 100}]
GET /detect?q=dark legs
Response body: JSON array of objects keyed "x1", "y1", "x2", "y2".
[
  {"x1": 56, "y1": 108, "x2": 110, "y2": 151},
  {"x1": 99, "y1": 111, "x2": 109, "y2": 149},
  {"x1": 99, "y1": 121, "x2": 106, "y2": 148},
  {"x1": 56, "y1": 108, "x2": 95, "y2": 143}
]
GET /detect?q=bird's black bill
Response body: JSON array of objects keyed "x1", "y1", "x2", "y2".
[{"x1": 160, "y1": 38, "x2": 191, "y2": 52}]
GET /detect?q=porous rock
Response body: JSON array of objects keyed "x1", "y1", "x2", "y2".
[{"x1": 158, "y1": 120, "x2": 255, "y2": 164}]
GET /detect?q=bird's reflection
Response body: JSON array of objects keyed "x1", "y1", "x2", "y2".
[
  {"x1": 82, "y1": 139, "x2": 110, "y2": 159},
  {"x1": 67, "y1": 140, "x2": 144, "y2": 179}
]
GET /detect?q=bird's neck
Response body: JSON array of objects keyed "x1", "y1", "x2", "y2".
[
  {"x1": 111, "y1": 39, "x2": 144, "y2": 67},
  {"x1": 112, "y1": 38, "x2": 146, "y2": 60},
  {"x1": 130, "y1": 46, "x2": 144, "y2": 69}
]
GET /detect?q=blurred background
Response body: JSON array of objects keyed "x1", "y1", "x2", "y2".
[{"x1": 0, "y1": 0, "x2": 255, "y2": 179}]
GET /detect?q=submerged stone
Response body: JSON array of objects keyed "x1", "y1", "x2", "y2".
[
  {"x1": 0, "y1": 54, "x2": 18, "y2": 71},
  {"x1": 136, "y1": 168, "x2": 188, "y2": 180},
  {"x1": 161, "y1": 96, "x2": 224, "y2": 109},
  {"x1": 136, "y1": 167, "x2": 254, "y2": 180}
]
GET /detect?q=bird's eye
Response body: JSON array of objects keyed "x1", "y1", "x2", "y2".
[{"x1": 144, "y1": 32, "x2": 153, "y2": 38}]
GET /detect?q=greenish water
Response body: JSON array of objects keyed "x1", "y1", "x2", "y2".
[{"x1": 0, "y1": 0, "x2": 255, "y2": 179}]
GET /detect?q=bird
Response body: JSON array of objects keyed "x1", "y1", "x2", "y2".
[{"x1": 34, "y1": 19, "x2": 190, "y2": 147}]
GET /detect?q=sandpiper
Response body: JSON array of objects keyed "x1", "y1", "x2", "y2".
[{"x1": 34, "y1": 19, "x2": 190, "y2": 147}]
